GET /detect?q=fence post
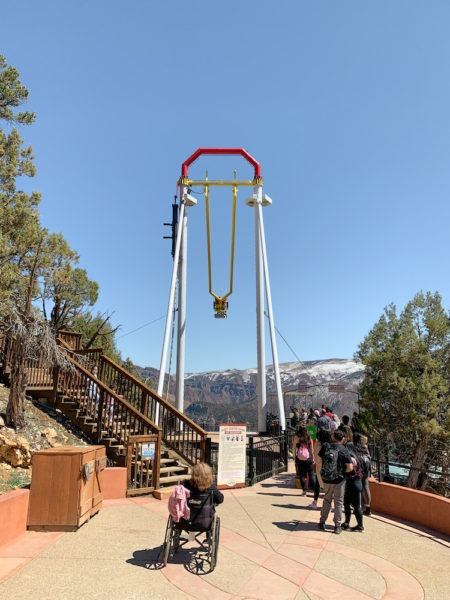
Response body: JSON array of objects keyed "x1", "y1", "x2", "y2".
[
  {"x1": 376, "y1": 445, "x2": 381, "y2": 482},
  {"x1": 205, "y1": 436, "x2": 211, "y2": 465},
  {"x1": 283, "y1": 429, "x2": 289, "y2": 470},
  {"x1": 248, "y1": 436, "x2": 255, "y2": 486}
]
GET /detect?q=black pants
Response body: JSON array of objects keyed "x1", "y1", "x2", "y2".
[
  {"x1": 361, "y1": 476, "x2": 371, "y2": 508},
  {"x1": 296, "y1": 458, "x2": 316, "y2": 495},
  {"x1": 344, "y1": 478, "x2": 363, "y2": 526}
]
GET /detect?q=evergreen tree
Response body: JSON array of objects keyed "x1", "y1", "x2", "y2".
[
  {"x1": 356, "y1": 291, "x2": 450, "y2": 489},
  {"x1": 0, "y1": 55, "x2": 96, "y2": 427}
]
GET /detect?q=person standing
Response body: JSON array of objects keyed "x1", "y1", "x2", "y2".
[
  {"x1": 353, "y1": 433, "x2": 372, "y2": 516},
  {"x1": 317, "y1": 429, "x2": 353, "y2": 534},
  {"x1": 342, "y1": 440, "x2": 365, "y2": 532},
  {"x1": 293, "y1": 426, "x2": 316, "y2": 497}
]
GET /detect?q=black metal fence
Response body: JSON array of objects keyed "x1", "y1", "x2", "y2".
[
  {"x1": 205, "y1": 430, "x2": 290, "y2": 486},
  {"x1": 369, "y1": 442, "x2": 448, "y2": 498}
]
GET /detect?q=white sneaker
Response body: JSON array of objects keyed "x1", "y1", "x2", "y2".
[{"x1": 308, "y1": 503, "x2": 320, "y2": 510}]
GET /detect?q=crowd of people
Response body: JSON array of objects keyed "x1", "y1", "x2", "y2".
[{"x1": 292, "y1": 406, "x2": 371, "y2": 534}]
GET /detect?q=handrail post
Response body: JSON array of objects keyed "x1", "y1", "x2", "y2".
[
  {"x1": 153, "y1": 432, "x2": 161, "y2": 489},
  {"x1": 142, "y1": 391, "x2": 148, "y2": 418},
  {"x1": 99, "y1": 352, "x2": 106, "y2": 381},
  {"x1": 52, "y1": 365, "x2": 60, "y2": 408},
  {"x1": 96, "y1": 388, "x2": 104, "y2": 444}
]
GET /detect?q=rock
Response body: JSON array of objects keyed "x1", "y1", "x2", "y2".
[
  {"x1": 16, "y1": 436, "x2": 30, "y2": 452},
  {"x1": 42, "y1": 427, "x2": 57, "y2": 444},
  {"x1": 0, "y1": 415, "x2": 4, "y2": 428},
  {"x1": 0, "y1": 429, "x2": 32, "y2": 468}
]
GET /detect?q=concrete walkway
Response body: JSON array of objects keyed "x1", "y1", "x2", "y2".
[{"x1": 0, "y1": 470, "x2": 449, "y2": 600}]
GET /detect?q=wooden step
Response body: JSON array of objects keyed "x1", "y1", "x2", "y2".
[
  {"x1": 158, "y1": 474, "x2": 191, "y2": 484},
  {"x1": 159, "y1": 465, "x2": 187, "y2": 474}
]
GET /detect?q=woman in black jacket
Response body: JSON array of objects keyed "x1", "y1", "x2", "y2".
[{"x1": 181, "y1": 463, "x2": 223, "y2": 530}]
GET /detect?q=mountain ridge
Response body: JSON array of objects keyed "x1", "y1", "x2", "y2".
[{"x1": 136, "y1": 358, "x2": 365, "y2": 430}]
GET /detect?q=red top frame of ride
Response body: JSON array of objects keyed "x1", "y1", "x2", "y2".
[{"x1": 181, "y1": 148, "x2": 261, "y2": 180}]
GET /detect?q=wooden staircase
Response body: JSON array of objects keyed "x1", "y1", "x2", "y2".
[{"x1": 0, "y1": 331, "x2": 206, "y2": 494}]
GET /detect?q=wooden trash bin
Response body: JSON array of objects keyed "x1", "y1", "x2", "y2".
[{"x1": 27, "y1": 445, "x2": 106, "y2": 532}]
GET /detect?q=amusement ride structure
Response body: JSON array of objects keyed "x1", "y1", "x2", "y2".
[{"x1": 157, "y1": 149, "x2": 286, "y2": 431}]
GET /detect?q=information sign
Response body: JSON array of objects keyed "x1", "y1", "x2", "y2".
[
  {"x1": 217, "y1": 424, "x2": 246, "y2": 489},
  {"x1": 141, "y1": 442, "x2": 155, "y2": 460}
]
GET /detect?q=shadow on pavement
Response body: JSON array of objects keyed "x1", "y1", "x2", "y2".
[
  {"x1": 256, "y1": 492, "x2": 301, "y2": 497},
  {"x1": 127, "y1": 547, "x2": 165, "y2": 570},
  {"x1": 271, "y1": 503, "x2": 308, "y2": 510},
  {"x1": 272, "y1": 520, "x2": 321, "y2": 532},
  {"x1": 127, "y1": 546, "x2": 214, "y2": 575},
  {"x1": 260, "y1": 478, "x2": 295, "y2": 489}
]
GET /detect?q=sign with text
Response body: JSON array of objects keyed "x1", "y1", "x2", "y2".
[
  {"x1": 141, "y1": 442, "x2": 155, "y2": 460},
  {"x1": 328, "y1": 385, "x2": 346, "y2": 393},
  {"x1": 217, "y1": 424, "x2": 246, "y2": 489}
]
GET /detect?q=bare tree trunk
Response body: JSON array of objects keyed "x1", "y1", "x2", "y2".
[
  {"x1": 5, "y1": 352, "x2": 27, "y2": 429},
  {"x1": 407, "y1": 437, "x2": 428, "y2": 489}
]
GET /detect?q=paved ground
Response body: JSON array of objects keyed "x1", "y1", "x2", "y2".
[{"x1": 0, "y1": 469, "x2": 449, "y2": 600}]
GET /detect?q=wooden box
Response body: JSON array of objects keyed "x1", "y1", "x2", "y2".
[{"x1": 27, "y1": 445, "x2": 106, "y2": 532}]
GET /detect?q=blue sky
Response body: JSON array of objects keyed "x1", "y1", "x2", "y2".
[{"x1": 3, "y1": 1, "x2": 450, "y2": 372}]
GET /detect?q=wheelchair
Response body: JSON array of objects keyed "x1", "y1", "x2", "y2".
[{"x1": 161, "y1": 491, "x2": 221, "y2": 571}]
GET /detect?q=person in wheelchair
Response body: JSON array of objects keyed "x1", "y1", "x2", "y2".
[
  {"x1": 179, "y1": 462, "x2": 224, "y2": 531},
  {"x1": 163, "y1": 463, "x2": 223, "y2": 570}
]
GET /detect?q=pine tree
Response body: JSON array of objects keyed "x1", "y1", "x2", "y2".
[{"x1": 356, "y1": 291, "x2": 450, "y2": 490}]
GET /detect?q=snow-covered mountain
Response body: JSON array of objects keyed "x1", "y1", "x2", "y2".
[
  {"x1": 186, "y1": 358, "x2": 363, "y2": 389},
  {"x1": 137, "y1": 358, "x2": 364, "y2": 429}
]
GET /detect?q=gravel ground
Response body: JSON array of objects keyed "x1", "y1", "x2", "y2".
[{"x1": 0, "y1": 383, "x2": 90, "y2": 494}]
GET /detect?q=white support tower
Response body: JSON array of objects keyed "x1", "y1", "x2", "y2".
[{"x1": 158, "y1": 149, "x2": 285, "y2": 431}]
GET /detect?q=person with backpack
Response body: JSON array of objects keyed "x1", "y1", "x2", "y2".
[
  {"x1": 293, "y1": 426, "x2": 316, "y2": 497},
  {"x1": 341, "y1": 440, "x2": 365, "y2": 531},
  {"x1": 317, "y1": 429, "x2": 353, "y2": 534}
]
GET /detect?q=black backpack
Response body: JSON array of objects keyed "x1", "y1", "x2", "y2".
[
  {"x1": 317, "y1": 416, "x2": 331, "y2": 432},
  {"x1": 347, "y1": 448, "x2": 364, "y2": 481},
  {"x1": 320, "y1": 444, "x2": 341, "y2": 482}
]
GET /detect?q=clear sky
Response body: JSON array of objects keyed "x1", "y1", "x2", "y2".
[{"x1": 3, "y1": 1, "x2": 450, "y2": 372}]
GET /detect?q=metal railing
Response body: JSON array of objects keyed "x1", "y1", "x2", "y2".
[{"x1": 369, "y1": 442, "x2": 449, "y2": 497}]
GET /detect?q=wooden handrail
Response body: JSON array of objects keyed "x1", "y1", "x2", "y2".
[
  {"x1": 101, "y1": 354, "x2": 206, "y2": 436},
  {"x1": 57, "y1": 330, "x2": 83, "y2": 350},
  {"x1": 57, "y1": 336, "x2": 206, "y2": 466},
  {"x1": 58, "y1": 345, "x2": 161, "y2": 436}
]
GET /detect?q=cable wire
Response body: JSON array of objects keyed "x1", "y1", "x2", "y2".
[{"x1": 117, "y1": 315, "x2": 166, "y2": 339}]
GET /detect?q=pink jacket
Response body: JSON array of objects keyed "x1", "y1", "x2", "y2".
[{"x1": 168, "y1": 485, "x2": 190, "y2": 523}]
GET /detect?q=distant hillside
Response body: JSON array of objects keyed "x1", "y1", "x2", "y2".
[{"x1": 136, "y1": 358, "x2": 364, "y2": 430}]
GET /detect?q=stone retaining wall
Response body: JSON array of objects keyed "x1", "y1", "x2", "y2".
[{"x1": 369, "y1": 478, "x2": 450, "y2": 536}]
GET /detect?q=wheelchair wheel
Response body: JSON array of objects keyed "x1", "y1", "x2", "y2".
[
  {"x1": 162, "y1": 516, "x2": 174, "y2": 566},
  {"x1": 209, "y1": 515, "x2": 220, "y2": 570}
]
